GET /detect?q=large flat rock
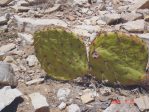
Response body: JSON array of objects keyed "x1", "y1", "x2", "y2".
[
  {"x1": 121, "y1": 20, "x2": 145, "y2": 33},
  {"x1": 14, "y1": 15, "x2": 68, "y2": 34},
  {"x1": 129, "y1": 0, "x2": 149, "y2": 11}
]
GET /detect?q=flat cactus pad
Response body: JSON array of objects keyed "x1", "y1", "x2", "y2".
[
  {"x1": 89, "y1": 32, "x2": 148, "y2": 85},
  {"x1": 34, "y1": 27, "x2": 88, "y2": 80}
]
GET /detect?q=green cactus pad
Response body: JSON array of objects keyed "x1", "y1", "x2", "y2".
[
  {"x1": 89, "y1": 32, "x2": 148, "y2": 85},
  {"x1": 34, "y1": 27, "x2": 88, "y2": 80}
]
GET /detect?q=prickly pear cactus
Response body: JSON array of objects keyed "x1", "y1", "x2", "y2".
[
  {"x1": 89, "y1": 32, "x2": 148, "y2": 85},
  {"x1": 34, "y1": 27, "x2": 88, "y2": 80}
]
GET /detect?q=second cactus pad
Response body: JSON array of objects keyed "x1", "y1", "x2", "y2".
[
  {"x1": 34, "y1": 27, "x2": 88, "y2": 80},
  {"x1": 89, "y1": 32, "x2": 148, "y2": 85}
]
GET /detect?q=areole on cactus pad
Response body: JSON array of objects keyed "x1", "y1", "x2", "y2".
[
  {"x1": 89, "y1": 32, "x2": 148, "y2": 85},
  {"x1": 34, "y1": 26, "x2": 148, "y2": 85}
]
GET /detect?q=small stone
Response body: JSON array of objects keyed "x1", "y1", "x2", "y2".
[
  {"x1": 0, "y1": 43, "x2": 16, "y2": 54},
  {"x1": 4, "y1": 56, "x2": 15, "y2": 63},
  {"x1": 18, "y1": 33, "x2": 33, "y2": 45},
  {"x1": 26, "y1": 55, "x2": 38, "y2": 67},
  {"x1": 44, "y1": 4, "x2": 61, "y2": 14},
  {"x1": 29, "y1": 92, "x2": 49, "y2": 112},
  {"x1": 66, "y1": 15, "x2": 76, "y2": 21},
  {"x1": 97, "y1": 20, "x2": 106, "y2": 25},
  {"x1": 58, "y1": 102, "x2": 66, "y2": 110},
  {"x1": 67, "y1": 104, "x2": 81, "y2": 112},
  {"x1": 12, "y1": 6, "x2": 30, "y2": 12},
  {"x1": 73, "y1": 0, "x2": 88, "y2": 5},
  {"x1": 71, "y1": 28, "x2": 92, "y2": 37},
  {"x1": 100, "y1": 87, "x2": 112, "y2": 96},
  {"x1": 74, "y1": 25, "x2": 100, "y2": 33},
  {"x1": 101, "y1": 13, "x2": 121, "y2": 25},
  {"x1": 57, "y1": 88, "x2": 70, "y2": 101},
  {"x1": 134, "y1": 95, "x2": 149, "y2": 111},
  {"x1": 81, "y1": 92, "x2": 95, "y2": 104},
  {"x1": 0, "y1": 16, "x2": 8, "y2": 26},
  {"x1": 138, "y1": 33, "x2": 149, "y2": 41},
  {"x1": 26, "y1": 78, "x2": 44, "y2": 86},
  {"x1": 145, "y1": 15, "x2": 149, "y2": 22}
]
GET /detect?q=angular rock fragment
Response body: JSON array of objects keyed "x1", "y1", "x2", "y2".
[
  {"x1": 104, "y1": 101, "x2": 140, "y2": 112},
  {"x1": 101, "y1": 13, "x2": 122, "y2": 25},
  {"x1": 121, "y1": 12, "x2": 143, "y2": 21},
  {"x1": 44, "y1": 4, "x2": 61, "y2": 14},
  {"x1": 58, "y1": 102, "x2": 66, "y2": 110},
  {"x1": 0, "y1": 16, "x2": 8, "y2": 26},
  {"x1": 29, "y1": 92, "x2": 49, "y2": 112},
  {"x1": 0, "y1": 62, "x2": 17, "y2": 86},
  {"x1": 0, "y1": 0, "x2": 13, "y2": 6},
  {"x1": 26, "y1": 78, "x2": 44, "y2": 86},
  {"x1": 0, "y1": 86, "x2": 22, "y2": 111},
  {"x1": 26, "y1": 55, "x2": 38, "y2": 67},
  {"x1": 57, "y1": 88, "x2": 71, "y2": 101},
  {"x1": 67, "y1": 104, "x2": 81, "y2": 112},
  {"x1": 129, "y1": 0, "x2": 149, "y2": 11},
  {"x1": 121, "y1": 20, "x2": 145, "y2": 33},
  {"x1": 81, "y1": 92, "x2": 94, "y2": 104},
  {"x1": 0, "y1": 43, "x2": 16, "y2": 54},
  {"x1": 134, "y1": 95, "x2": 149, "y2": 111},
  {"x1": 18, "y1": 33, "x2": 34, "y2": 45}
]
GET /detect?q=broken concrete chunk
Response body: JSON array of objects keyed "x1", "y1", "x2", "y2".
[
  {"x1": 0, "y1": 43, "x2": 16, "y2": 54},
  {"x1": 29, "y1": 92, "x2": 49, "y2": 111},
  {"x1": 134, "y1": 95, "x2": 149, "y2": 111},
  {"x1": 0, "y1": 62, "x2": 17, "y2": 86},
  {"x1": 121, "y1": 20, "x2": 145, "y2": 33},
  {"x1": 26, "y1": 78, "x2": 44, "y2": 86},
  {"x1": 0, "y1": 86, "x2": 22, "y2": 111},
  {"x1": 67, "y1": 104, "x2": 81, "y2": 112}
]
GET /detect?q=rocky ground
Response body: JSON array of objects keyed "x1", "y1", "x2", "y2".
[{"x1": 1, "y1": 0, "x2": 149, "y2": 112}]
